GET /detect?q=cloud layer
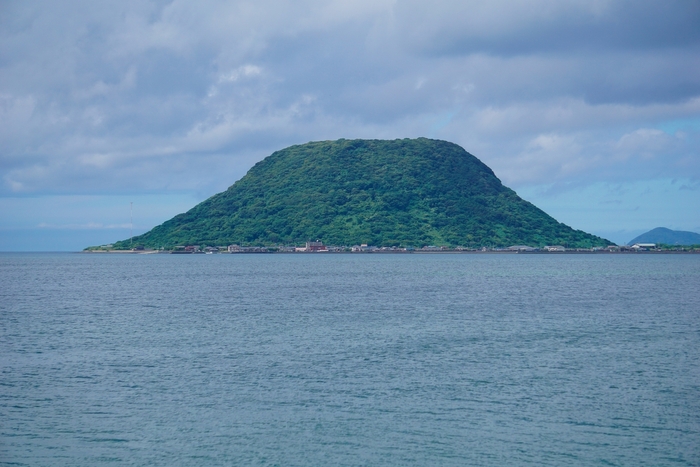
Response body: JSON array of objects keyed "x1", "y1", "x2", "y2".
[{"x1": 1, "y1": 0, "x2": 699, "y2": 247}]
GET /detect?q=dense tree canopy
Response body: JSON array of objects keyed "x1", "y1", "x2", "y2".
[{"x1": 110, "y1": 138, "x2": 611, "y2": 249}]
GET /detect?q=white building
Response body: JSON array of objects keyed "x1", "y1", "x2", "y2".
[{"x1": 545, "y1": 245, "x2": 565, "y2": 252}]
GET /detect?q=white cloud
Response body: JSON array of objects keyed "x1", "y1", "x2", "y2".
[
  {"x1": 218, "y1": 65, "x2": 262, "y2": 83},
  {"x1": 73, "y1": 68, "x2": 137, "y2": 100},
  {"x1": 615, "y1": 128, "x2": 672, "y2": 160}
]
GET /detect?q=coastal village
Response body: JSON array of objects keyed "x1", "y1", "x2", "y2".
[{"x1": 96, "y1": 240, "x2": 698, "y2": 254}]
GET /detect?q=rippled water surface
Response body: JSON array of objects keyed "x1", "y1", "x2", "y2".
[{"x1": 2, "y1": 253, "x2": 699, "y2": 466}]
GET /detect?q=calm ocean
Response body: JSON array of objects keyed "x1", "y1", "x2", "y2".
[{"x1": 1, "y1": 253, "x2": 699, "y2": 466}]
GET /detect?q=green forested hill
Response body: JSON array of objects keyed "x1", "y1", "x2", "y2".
[
  {"x1": 109, "y1": 138, "x2": 611, "y2": 249},
  {"x1": 628, "y1": 227, "x2": 700, "y2": 246}
]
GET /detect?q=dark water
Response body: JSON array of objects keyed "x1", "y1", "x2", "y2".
[{"x1": 1, "y1": 253, "x2": 699, "y2": 466}]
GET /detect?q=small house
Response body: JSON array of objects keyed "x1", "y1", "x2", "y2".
[{"x1": 306, "y1": 241, "x2": 327, "y2": 252}]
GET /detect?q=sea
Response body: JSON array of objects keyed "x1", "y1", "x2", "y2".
[{"x1": 1, "y1": 252, "x2": 699, "y2": 466}]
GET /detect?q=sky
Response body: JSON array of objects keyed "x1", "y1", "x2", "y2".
[{"x1": 1, "y1": 0, "x2": 699, "y2": 250}]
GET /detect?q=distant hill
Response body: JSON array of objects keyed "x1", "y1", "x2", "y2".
[
  {"x1": 105, "y1": 138, "x2": 611, "y2": 249},
  {"x1": 628, "y1": 227, "x2": 700, "y2": 246}
]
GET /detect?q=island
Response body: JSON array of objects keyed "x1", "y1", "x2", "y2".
[{"x1": 88, "y1": 138, "x2": 613, "y2": 251}]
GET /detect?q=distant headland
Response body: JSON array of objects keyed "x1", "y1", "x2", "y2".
[
  {"x1": 628, "y1": 227, "x2": 700, "y2": 246},
  {"x1": 88, "y1": 138, "x2": 613, "y2": 251}
]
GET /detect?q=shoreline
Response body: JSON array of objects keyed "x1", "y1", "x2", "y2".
[{"x1": 81, "y1": 249, "x2": 700, "y2": 255}]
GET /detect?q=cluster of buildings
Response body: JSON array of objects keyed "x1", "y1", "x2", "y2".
[
  {"x1": 96, "y1": 241, "x2": 697, "y2": 254},
  {"x1": 121, "y1": 240, "x2": 700, "y2": 254},
  {"x1": 507, "y1": 244, "x2": 661, "y2": 252},
  {"x1": 167, "y1": 241, "x2": 647, "y2": 254},
  {"x1": 148, "y1": 237, "x2": 700, "y2": 254}
]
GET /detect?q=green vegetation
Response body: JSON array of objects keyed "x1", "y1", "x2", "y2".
[{"x1": 107, "y1": 138, "x2": 612, "y2": 249}]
